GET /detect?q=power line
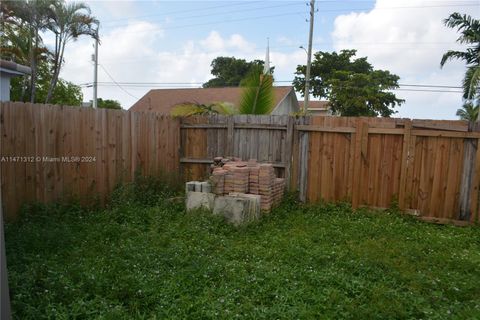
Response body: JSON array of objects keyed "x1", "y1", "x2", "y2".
[
  {"x1": 80, "y1": 82, "x2": 465, "y2": 94},
  {"x1": 101, "y1": 1, "x2": 264, "y2": 24},
  {"x1": 117, "y1": 11, "x2": 306, "y2": 35},
  {"x1": 100, "y1": 3, "x2": 479, "y2": 33},
  {"x1": 98, "y1": 64, "x2": 139, "y2": 99},
  {"x1": 79, "y1": 81, "x2": 463, "y2": 89},
  {"x1": 101, "y1": 2, "x2": 302, "y2": 30}
]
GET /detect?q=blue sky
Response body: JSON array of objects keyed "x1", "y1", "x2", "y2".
[{"x1": 57, "y1": 0, "x2": 480, "y2": 119}]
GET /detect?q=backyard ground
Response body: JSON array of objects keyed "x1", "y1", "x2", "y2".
[{"x1": 5, "y1": 181, "x2": 480, "y2": 319}]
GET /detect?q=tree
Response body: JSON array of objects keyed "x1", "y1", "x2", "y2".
[
  {"x1": 1, "y1": 0, "x2": 55, "y2": 102},
  {"x1": 45, "y1": 0, "x2": 98, "y2": 103},
  {"x1": 97, "y1": 98, "x2": 121, "y2": 109},
  {"x1": 10, "y1": 61, "x2": 83, "y2": 106},
  {"x1": 440, "y1": 13, "x2": 480, "y2": 105},
  {"x1": 293, "y1": 49, "x2": 404, "y2": 117},
  {"x1": 456, "y1": 102, "x2": 479, "y2": 121},
  {"x1": 239, "y1": 65, "x2": 275, "y2": 114},
  {"x1": 203, "y1": 56, "x2": 273, "y2": 88}
]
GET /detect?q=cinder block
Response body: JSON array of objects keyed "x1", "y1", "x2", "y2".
[
  {"x1": 186, "y1": 191, "x2": 215, "y2": 211},
  {"x1": 194, "y1": 182, "x2": 203, "y2": 192},
  {"x1": 200, "y1": 181, "x2": 211, "y2": 193},
  {"x1": 186, "y1": 181, "x2": 198, "y2": 193}
]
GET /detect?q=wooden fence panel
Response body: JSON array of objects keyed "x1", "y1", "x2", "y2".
[
  {"x1": 0, "y1": 103, "x2": 180, "y2": 220},
  {"x1": 180, "y1": 115, "x2": 292, "y2": 182},
  {"x1": 302, "y1": 116, "x2": 480, "y2": 223}
]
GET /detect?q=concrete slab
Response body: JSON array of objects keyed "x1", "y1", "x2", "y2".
[
  {"x1": 186, "y1": 191, "x2": 215, "y2": 211},
  {"x1": 213, "y1": 194, "x2": 261, "y2": 225}
]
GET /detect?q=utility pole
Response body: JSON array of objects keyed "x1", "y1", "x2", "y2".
[
  {"x1": 303, "y1": 0, "x2": 315, "y2": 112},
  {"x1": 92, "y1": 26, "x2": 99, "y2": 108}
]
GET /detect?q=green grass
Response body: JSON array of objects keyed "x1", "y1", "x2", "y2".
[{"x1": 5, "y1": 187, "x2": 480, "y2": 319}]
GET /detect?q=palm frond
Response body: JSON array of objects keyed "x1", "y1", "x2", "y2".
[
  {"x1": 210, "y1": 102, "x2": 238, "y2": 115},
  {"x1": 239, "y1": 69, "x2": 275, "y2": 114},
  {"x1": 170, "y1": 103, "x2": 207, "y2": 117},
  {"x1": 170, "y1": 102, "x2": 238, "y2": 117},
  {"x1": 440, "y1": 50, "x2": 470, "y2": 67},
  {"x1": 463, "y1": 66, "x2": 480, "y2": 99},
  {"x1": 456, "y1": 103, "x2": 479, "y2": 121}
]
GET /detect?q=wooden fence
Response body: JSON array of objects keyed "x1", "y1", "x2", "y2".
[
  {"x1": 0, "y1": 102, "x2": 180, "y2": 219},
  {"x1": 1, "y1": 102, "x2": 479, "y2": 224},
  {"x1": 180, "y1": 115, "x2": 294, "y2": 183},
  {"x1": 298, "y1": 117, "x2": 480, "y2": 224}
]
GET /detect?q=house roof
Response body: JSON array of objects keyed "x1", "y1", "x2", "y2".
[
  {"x1": 0, "y1": 59, "x2": 31, "y2": 76},
  {"x1": 298, "y1": 100, "x2": 329, "y2": 110},
  {"x1": 130, "y1": 86, "x2": 295, "y2": 113}
]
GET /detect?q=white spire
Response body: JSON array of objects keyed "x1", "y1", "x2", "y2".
[{"x1": 263, "y1": 37, "x2": 270, "y2": 75}]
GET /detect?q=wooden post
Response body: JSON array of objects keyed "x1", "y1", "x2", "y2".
[
  {"x1": 284, "y1": 116, "x2": 294, "y2": 190},
  {"x1": 226, "y1": 116, "x2": 234, "y2": 157},
  {"x1": 298, "y1": 116, "x2": 311, "y2": 202},
  {"x1": 458, "y1": 122, "x2": 478, "y2": 220},
  {"x1": 398, "y1": 120, "x2": 412, "y2": 210},
  {"x1": 351, "y1": 119, "x2": 368, "y2": 209},
  {"x1": 0, "y1": 102, "x2": 12, "y2": 320}
]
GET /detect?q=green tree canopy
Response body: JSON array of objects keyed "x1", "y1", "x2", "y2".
[
  {"x1": 293, "y1": 49, "x2": 404, "y2": 117},
  {"x1": 10, "y1": 60, "x2": 83, "y2": 106},
  {"x1": 97, "y1": 98, "x2": 121, "y2": 109},
  {"x1": 203, "y1": 56, "x2": 273, "y2": 88}
]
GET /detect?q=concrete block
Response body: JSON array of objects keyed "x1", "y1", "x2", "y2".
[
  {"x1": 185, "y1": 181, "x2": 197, "y2": 194},
  {"x1": 194, "y1": 182, "x2": 203, "y2": 192},
  {"x1": 200, "y1": 181, "x2": 211, "y2": 193},
  {"x1": 186, "y1": 191, "x2": 215, "y2": 211},
  {"x1": 213, "y1": 193, "x2": 261, "y2": 225}
]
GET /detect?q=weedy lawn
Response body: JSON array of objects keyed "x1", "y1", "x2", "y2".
[{"x1": 5, "y1": 183, "x2": 480, "y2": 319}]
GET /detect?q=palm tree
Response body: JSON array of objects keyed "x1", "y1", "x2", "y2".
[
  {"x1": 45, "y1": 0, "x2": 98, "y2": 103},
  {"x1": 2, "y1": 0, "x2": 55, "y2": 102},
  {"x1": 170, "y1": 102, "x2": 238, "y2": 117},
  {"x1": 441, "y1": 13, "x2": 480, "y2": 102},
  {"x1": 239, "y1": 66, "x2": 275, "y2": 114},
  {"x1": 456, "y1": 102, "x2": 479, "y2": 121}
]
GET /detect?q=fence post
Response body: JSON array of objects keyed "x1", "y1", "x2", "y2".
[
  {"x1": 351, "y1": 119, "x2": 368, "y2": 209},
  {"x1": 459, "y1": 122, "x2": 480, "y2": 221},
  {"x1": 298, "y1": 116, "x2": 310, "y2": 202},
  {"x1": 0, "y1": 102, "x2": 12, "y2": 320},
  {"x1": 398, "y1": 119, "x2": 412, "y2": 210},
  {"x1": 226, "y1": 116, "x2": 234, "y2": 157},
  {"x1": 284, "y1": 116, "x2": 294, "y2": 190}
]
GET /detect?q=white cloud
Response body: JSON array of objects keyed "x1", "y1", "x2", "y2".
[
  {"x1": 331, "y1": 0, "x2": 477, "y2": 119},
  {"x1": 59, "y1": 26, "x2": 304, "y2": 109},
  {"x1": 200, "y1": 31, "x2": 256, "y2": 53}
]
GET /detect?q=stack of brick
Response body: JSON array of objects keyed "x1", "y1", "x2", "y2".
[
  {"x1": 273, "y1": 178, "x2": 285, "y2": 205},
  {"x1": 207, "y1": 157, "x2": 285, "y2": 212},
  {"x1": 224, "y1": 168, "x2": 235, "y2": 194},
  {"x1": 258, "y1": 164, "x2": 276, "y2": 211},
  {"x1": 232, "y1": 166, "x2": 249, "y2": 193},
  {"x1": 211, "y1": 168, "x2": 226, "y2": 195}
]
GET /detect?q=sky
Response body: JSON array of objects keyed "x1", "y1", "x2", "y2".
[{"x1": 52, "y1": 0, "x2": 480, "y2": 119}]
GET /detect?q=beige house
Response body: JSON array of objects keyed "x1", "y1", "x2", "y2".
[{"x1": 130, "y1": 86, "x2": 299, "y2": 115}]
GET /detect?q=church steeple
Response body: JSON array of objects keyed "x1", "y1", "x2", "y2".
[{"x1": 263, "y1": 38, "x2": 271, "y2": 75}]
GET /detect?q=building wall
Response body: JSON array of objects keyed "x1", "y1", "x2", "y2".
[
  {"x1": 271, "y1": 90, "x2": 299, "y2": 115},
  {"x1": 0, "y1": 74, "x2": 12, "y2": 102}
]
